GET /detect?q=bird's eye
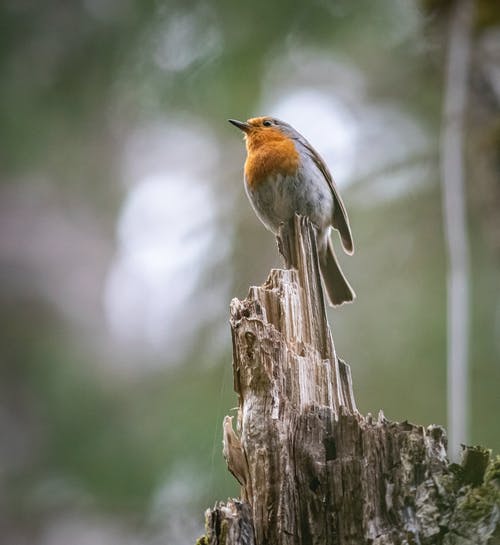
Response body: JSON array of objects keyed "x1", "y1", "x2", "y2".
[{"x1": 263, "y1": 120, "x2": 272, "y2": 127}]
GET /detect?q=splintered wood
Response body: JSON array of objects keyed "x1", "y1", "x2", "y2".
[{"x1": 199, "y1": 215, "x2": 499, "y2": 545}]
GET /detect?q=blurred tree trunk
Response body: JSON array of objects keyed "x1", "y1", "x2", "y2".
[
  {"x1": 196, "y1": 215, "x2": 499, "y2": 545},
  {"x1": 440, "y1": 0, "x2": 473, "y2": 463}
]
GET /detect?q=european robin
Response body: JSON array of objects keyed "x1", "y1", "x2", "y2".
[{"x1": 229, "y1": 116, "x2": 355, "y2": 306}]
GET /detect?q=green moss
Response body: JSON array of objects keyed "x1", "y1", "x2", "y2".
[
  {"x1": 458, "y1": 484, "x2": 499, "y2": 522},
  {"x1": 484, "y1": 455, "x2": 500, "y2": 485},
  {"x1": 458, "y1": 453, "x2": 500, "y2": 520},
  {"x1": 457, "y1": 450, "x2": 500, "y2": 522},
  {"x1": 195, "y1": 536, "x2": 209, "y2": 545},
  {"x1": 446, "y1": 454, "x2": 500, "y2": 542}
]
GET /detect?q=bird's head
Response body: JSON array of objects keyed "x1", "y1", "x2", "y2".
[
  {"x1": 228, "y1": 116, "x2": 302, "y2": 184},
  {"x1": 228, "y1": 116, "x2": 298, "y2": 151}
]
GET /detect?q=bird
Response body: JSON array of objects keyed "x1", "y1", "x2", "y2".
[{"x1": 229, "y1": 116, "x2": 355, "y2": 306}]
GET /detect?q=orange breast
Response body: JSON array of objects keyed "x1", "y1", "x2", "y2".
[{"x1": 244, "y1": 129, "x2": 300, "y2": 187}]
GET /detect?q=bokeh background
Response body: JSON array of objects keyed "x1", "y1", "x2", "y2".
[{"x1": 1, "y1": 0, "x2": 499, "y2": 543}]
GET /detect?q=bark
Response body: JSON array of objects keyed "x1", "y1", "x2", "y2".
[{"x1": 197, "y1": 215, "x2": 499, "y2": 545}]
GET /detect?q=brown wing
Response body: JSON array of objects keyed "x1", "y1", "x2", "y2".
[{"x1": 302, "y1": 141, "x2": 354, "y2": 254}]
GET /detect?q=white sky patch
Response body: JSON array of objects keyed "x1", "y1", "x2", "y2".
[
  {"x1": 104, "y1": 119, "x2": 230, "y2": 364},
  {"x1": 104, "y1": 174, "x2": 218, "y2": 352}
]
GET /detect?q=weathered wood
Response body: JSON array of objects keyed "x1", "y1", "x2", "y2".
[
  {"x1": 198, "y1": 500, "x2": 255, "y2": 545},
  {"x1": 197, "y1": 215, "x2": 499, "y2": 545}
]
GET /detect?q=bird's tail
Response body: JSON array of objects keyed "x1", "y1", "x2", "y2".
[{"x1": 319, "y1": 239, "x2": 356, "y2": 306}]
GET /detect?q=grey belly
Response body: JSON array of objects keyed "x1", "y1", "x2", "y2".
[{"x1": 245, "y1": 172, "x2": 334, "y2": 234}]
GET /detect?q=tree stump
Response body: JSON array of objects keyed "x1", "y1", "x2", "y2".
[{"x1": 197, "y1": 215, "x2": 499, "y2": 545}]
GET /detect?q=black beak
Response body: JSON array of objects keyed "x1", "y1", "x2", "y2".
[{"x1": 228, "y1": 119, "x2": 251, "y2": 133}]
